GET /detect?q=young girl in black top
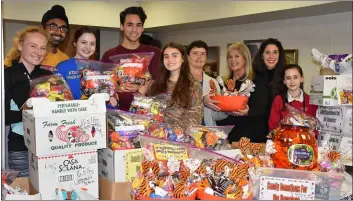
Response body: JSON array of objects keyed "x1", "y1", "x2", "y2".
[{"x1": 5, "y1": 26, "x2": 52, "y2": 176}]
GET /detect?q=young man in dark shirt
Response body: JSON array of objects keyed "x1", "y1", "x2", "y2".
[{"x1": 101, "y1": 6, "x2": 161, "y2": 111}]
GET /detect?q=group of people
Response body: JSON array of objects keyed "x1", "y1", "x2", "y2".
[{"x1": 4, "y1": 5, "x2": 318, "y2": 177}]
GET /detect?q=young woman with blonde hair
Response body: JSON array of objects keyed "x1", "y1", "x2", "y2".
[{"x1": 4, "y1": 26, "x2": 52, "y2": 176}]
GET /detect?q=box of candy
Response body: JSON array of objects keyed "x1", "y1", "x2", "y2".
[
  {"x1": 23, "y1": 93, "x2": 108, "y2": 156},
  {"x1": 98, "y1": 148, "x2": 143, "y2": 182}
]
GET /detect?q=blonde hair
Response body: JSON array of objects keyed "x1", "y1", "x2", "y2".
[
  {"x1": 4, "y1": 26, "x2": 49, "y2": 67},
  {"x1": 227, "y1": 42, "x2": 254, "y2": 81}
]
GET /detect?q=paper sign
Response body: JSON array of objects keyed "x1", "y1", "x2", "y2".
[
  {"x1": 153, "y1": 144, "x2": 188, "y2": 161},
  {"x1": 343, "y1": 109, "x2": 352, "y2": 136},
  {"x1": 125, "y1": 149, "x2": 143, "y2": 182},
  {"x1": 259, "y1": 176, "x2": 315, "y2": 200}
]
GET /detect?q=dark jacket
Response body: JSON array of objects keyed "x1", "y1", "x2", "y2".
[
  {"x1": 5, "y1": 61, "x2": 52, "y2": 151},
  {"x1": 218, "y1": 72, "x2": 274, "y2": 143}
]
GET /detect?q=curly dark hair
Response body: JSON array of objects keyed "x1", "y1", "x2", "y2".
[
  {"x1": 147, "y1": 42, "x2": 194, "y2": 108},
  {"x1": 120, "y1": 6, "x2": 147, "y2": 25},
  {"x1": 253, "y1": 38, "x2": 286, "y2": 99}
]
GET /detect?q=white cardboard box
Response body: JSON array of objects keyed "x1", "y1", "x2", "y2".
[
  {"x1": 28, "y1": 150, "x2": 99, "y2": 200},
  {"x1": 310, "y1": 75, "x2": 352, "y2": 106},
  {"x1": 98, "y1": 148, "x2": 143, "y2": 182},
  {"x1": 23, "y1": 93, "x2": 108, "y2": 156}
]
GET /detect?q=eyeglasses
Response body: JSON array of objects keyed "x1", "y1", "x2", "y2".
[{"x1": 46, "y1": 23, "x2": 68, "y2": 33}]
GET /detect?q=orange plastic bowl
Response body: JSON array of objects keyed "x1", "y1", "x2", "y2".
[
  {"x1": 210, "y1": 95, "x2": 249, "y2": 112},
  {"x1": 138, "y1": 193, "x2": 197, "y2": 200},
  {"x1": 197, "y1": 190, "x2": 253, "y2": 200}
]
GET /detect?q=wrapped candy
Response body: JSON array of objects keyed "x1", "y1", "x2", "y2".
[
  {"x1": 30, "y1": 74, "x2": 74, "y2": 102},
  {"x1": 129, "y1": 94, "x2": 168, "y2": 123},
  {"x1": 147, "y1": 123, "x2": 189, "y2": 143},
  {"x1": 109, "y1": 52, "x2": 154, "y2": 86},
  {"x1": 209, "y1": 78, "x2": 254, "y2": 112},
  {"x1": 318, "y1": 137, "x2": 346, "y2": 173},
  {"x1": 186, "y1": 125, "x2": 233, "y2": 150},
  {"x1": 76, "y1": 59, "x2": 119, "y2": 99},
  {"x1": 107, "y1": 109, "x2": 152, "y2": 150}
]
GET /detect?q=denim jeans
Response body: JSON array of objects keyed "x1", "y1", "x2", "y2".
[{"x1": 8, "y1": 151, "x2": 29, "y2": 177}]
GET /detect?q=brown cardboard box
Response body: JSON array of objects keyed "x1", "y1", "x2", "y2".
[
  {"x1": 10, "y1": 177, "x2": 30, "y2": 192},
  {"x1": 99, "y1": 177, "x2": 132, "y2": 200}
]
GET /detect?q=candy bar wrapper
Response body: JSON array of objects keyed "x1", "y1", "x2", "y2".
[
  {"x1": 30, "y1": 74, "x2": 74, "y2": 102},
  {"x1": 186, "y1": 125, "x2": 234, "y2": 150},
  {"x1": 109, "y1": 52, "x2": 154, "y2": 85},
  {"x1": 76, "y1": 59, "x2": 118, "y2": 98},
  {"x1": 107, "y1": 109, "x2": 152, "y2": 150},
  {"x1": 129, "y1": 93, "x2": 168, "y2": 123},
  {"x1": 147, "y1": 122, "x2": 190, "y2": 143}
]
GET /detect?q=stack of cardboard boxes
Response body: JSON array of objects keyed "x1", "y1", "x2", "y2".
[
  {"x1": 310, "y1": 74, "x2": 352, "y2": 165},
  {"x1": 22, "y1": 94, "x2": 108, "y2": 200},
  {"x1": 98, "y1": 110, "x2": 148, "y2": 200}
]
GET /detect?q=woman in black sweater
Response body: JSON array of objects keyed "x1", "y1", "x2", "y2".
[
  {"x1": 5, "y1": 26, "x2": 52, "y2": 176},
  {"x1": 225, "y1": 38, "x2": 286, "y2": 144}
]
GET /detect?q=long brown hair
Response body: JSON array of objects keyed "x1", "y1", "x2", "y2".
[{"x1": 148, "y1": 42, "x2": 194, "y2": 108}]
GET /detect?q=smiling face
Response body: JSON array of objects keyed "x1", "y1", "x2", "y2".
[
  {"x1": 228, "y1": 48, "x2": 246, "y2": 72},
  {"x1": 44, "y1": 18, "x2": 68, "y2": 46},
  {"x1": 74, "y1": 33, "x2": 96, "y2": 59},
  {"x1": 283, "y1": 68, "x2": 304, "y2": 91},
  {"x1": 120, "y1": 14, "x2": 144, "y2": 43},
  {"x1": 18, "y1": 32, "x2": 48, "y2": 67},
  {"x1": 263, "y1": 44, "x2": 279, "y2": 70},
  {"x1": 163, "y1": 47, "x2": 184, "y2": 73},
  {"x1": 188, "y1": 47, "x2": 207, "y2": 69}
]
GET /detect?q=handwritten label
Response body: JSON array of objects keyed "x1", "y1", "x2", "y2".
[
  {"x1": 259, "y1": 176, "x2": 315, "y2": 200},
  {"x1": 80, "y1": 116, "x2": 103, "y2": 138},
  {"x1": 74, "y1": 168, "x2": 96, "y2": 186},
  {"x1": 153, "y1": 144, "x2": 189, "y2": 161},
  {"x1": 125, "y1": 149, "x2": 143, "y2": 182}
]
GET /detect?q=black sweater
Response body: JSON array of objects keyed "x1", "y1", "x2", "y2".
[
  {"x1": 5, "y1": 61, "x2": 52, "y2": 150},
  {"x1": 218, "y1": 71, "x2": 275, "y2": 143}
]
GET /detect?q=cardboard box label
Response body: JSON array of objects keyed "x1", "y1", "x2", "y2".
[
  {"x1": 259, "y1": 176, "x2": 315, "y2": 200},
  {"x1": 153, "y1": 144, "x2": 188, "y2": 161},
  {"x1": 23, "y1": 94, "x2": 107, "y2": 156},
  {"x1": 29, "y1": 151, "x2": 99, "y2": 200},
  {"x1": 125, "y1": 149, "x2": 143, "y2": 181}
]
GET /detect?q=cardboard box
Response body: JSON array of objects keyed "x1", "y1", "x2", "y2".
[
  {"x1": 98, "y1": 148, "x2": 143, "y2": 182},
  {"x1": 23, "y1": 93, "x2": 107, "y2": 156},
  {"x1": 310, "y1": 75, "x2": 352, "y2": 106},
  {"x1": 99, "y1": 177, "x2": 132, "y2": 200},
  {"x1": 28, "y1": 150, "x2": 99, "y2": 200}
]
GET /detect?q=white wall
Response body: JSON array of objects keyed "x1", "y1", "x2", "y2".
[
  {"x1": 154, "y1": 12, "x2": 352, "y2": 93},
  {"x1": 3, "y1": 20, "x2": 121, "y2": 60}
]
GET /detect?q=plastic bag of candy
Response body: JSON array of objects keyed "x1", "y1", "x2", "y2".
[
  {"x1": 1, "y1": 170, "x2": 21, "y2": 200},
  {"x1": 147, "y1": 122, "x2": 190, "y2": 143},
  {"x1": 268, "y1": 103, "x2": 322, "y2": 139},
  {"x1": 129, "y1": 93, "x2": 168, "y2": 123},
  {"x1": 107, "y1": 109, "x2": 152, "y2": 150},
  {"x1": 76, "y1": 59, "x2": 119, "y2": 98},
  {"x1": 318, "y1": 136, "x2": 346, "y2": 173},
  {"x1": 186, "y1": 125, "x2": 234, "y2": 150},
  {"x1": 109, "y1": 52, "x2": 154, "y2": 86},
  {"x1": 39, "y1": 65, "x2": 58, "y2": 73},
  {"x1": 131, "y1": 136, "x2": 253, "y2": 200},
  {"x1": 30, "y1": 74, "x2": 74, "y2": 102}
]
